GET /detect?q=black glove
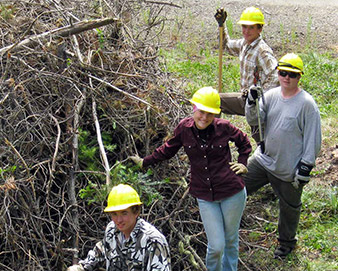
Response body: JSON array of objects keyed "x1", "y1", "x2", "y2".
[
  {"x1": 215, "y1": 8, "x2": 227, "y2": 27},
  {"x1": 292, "y1": 161, "x2": 313, "y2": 189},
  {"x1": 247, "y1": 86, "x2": 261, "y2": 105}
]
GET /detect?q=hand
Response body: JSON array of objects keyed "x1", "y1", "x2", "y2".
[
  {"x1": 67, "y1": 265, "x2": 84, "y2": 271},
  {"x1": 215, "y1": 8, "x2": 227, "y2": 27},
  {"x1": 250, "y1": 86, "x2": 261, "y2": 100},
  {"x1": 229, "y1": 162, "x2": 248, "y2": 175},
  {"x1": 129, "y1": 155, "x2": 143, "y2": 169},
  {"x1": 292, "y1": 162, "x2": 313, "y2": 189},
  {"x1": 247, "y1": 86, "x2": 261, "y2": 105},
  {"x1": 292, "y1": 175, "x2": 309, "y2": 189}
]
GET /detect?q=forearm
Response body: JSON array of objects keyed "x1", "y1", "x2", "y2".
[{"x1": 143, "y1": 140, "x2": 182, "y2": 167}]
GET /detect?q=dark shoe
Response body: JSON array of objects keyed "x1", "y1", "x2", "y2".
[{"x1": 274, "y1": 245, "x2": 293, "y2": 259}]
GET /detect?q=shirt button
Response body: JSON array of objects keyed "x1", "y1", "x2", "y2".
[
  {"x1": 210, "y1": 188, "x2": 212, "y2": 191},
  {"x1": 205, "y1": 167, "x2": 207, "y2": 170},
  {"x1": 207, "y1": 178, "x2": 210, "y2": 181},
  {"x1": 204, "y1": 155, "x2": 206, "y2": 158},
  {"x1": 219, "y1": 145, "x2": 222, "y2": 147}
]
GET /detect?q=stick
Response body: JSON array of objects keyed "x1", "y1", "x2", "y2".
[
  {"x1": 92, "y1": 98, "x2": 111, "y2": 186},
  {"x1": 0, "y1": 17, "x2": 119, "y2": 56}
]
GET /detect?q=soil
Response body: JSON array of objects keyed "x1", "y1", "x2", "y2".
[
  {"x1": 174, "y1": 0, "x2": 338, "y2": 56},
  {"x1": 171, "y1": 0, "x2": 338, "y2": 186}
]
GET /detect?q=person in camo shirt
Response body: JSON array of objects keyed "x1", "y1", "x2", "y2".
[{"x1": 67, "y1": 184, "x2": 171, "y2": 271}]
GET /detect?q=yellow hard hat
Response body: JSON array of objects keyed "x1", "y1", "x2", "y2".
[
  {"x1": 276, "y1": 53, "x2": 304, "y2": 74},
  {"x1": 237, "y1": 7, "x2": 265, "y2": 25},
  {"x1": 189, "y1": 87, "x2": 221, "y2": 114},
  {"x1": 104, "y1": 184, "x2": 142, "y2": 212}
]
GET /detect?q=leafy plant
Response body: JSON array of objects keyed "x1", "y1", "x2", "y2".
[
  {"x1": 79, "y1": 161, "x2": 165, "y2": 206},
  {"x1": 96, "y1": 28, "x2": 105, "y2": 50},
  {"x1": 0, "y1": 165, "x2": 17, "y2": 180}
]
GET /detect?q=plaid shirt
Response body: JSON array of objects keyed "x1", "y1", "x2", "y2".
[
  {"x1": 79, "y1": 218, "x2": 171, "y2": 271},
  {"x1": 223, "y1": 29, "x2": 279, "y2": 93}
]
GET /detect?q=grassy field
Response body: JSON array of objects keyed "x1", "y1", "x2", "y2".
[{"x1": 159, "y1": 35, "x2": 338, "y2": 271}]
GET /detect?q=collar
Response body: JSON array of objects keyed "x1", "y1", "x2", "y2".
[
  {"x1": 190, "y1": 117, "x2": 216, "y2": 135},
  {"x1": 244, "y1": 35, "x2": 262, "y2": 48}
]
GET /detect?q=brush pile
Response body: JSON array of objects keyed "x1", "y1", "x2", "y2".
[{"x1": 0, "y1": 0, "x2": 211, "y2": 270}]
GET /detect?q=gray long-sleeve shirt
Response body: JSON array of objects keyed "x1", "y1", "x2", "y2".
[{"x1": 245, "y1": 87, "x2": 322, "y2": 181}]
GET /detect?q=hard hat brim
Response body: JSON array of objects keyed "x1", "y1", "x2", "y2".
[
  {"x1": 277, "y1": 66, "x2": 303, "y2": 74},
  {"x1": 104, "y1": 202, "x2": 142, "y2": 213},
  {"x1": 237, "y1": 20, "x2": 265, "y2": 25},
  {"x1": 190, "y1": 100, "x2": 221, "y2": 114}
]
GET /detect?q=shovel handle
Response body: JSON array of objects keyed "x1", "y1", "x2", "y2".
[{"x1": 218, "y1": 26, "x2": 224, "y2": 93}]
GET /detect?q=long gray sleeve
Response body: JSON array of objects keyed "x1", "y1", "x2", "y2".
[{"x1": 245, "y1": 87, "x2": 322, "y2": 181}]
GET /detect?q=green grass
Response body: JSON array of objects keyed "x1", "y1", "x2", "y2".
[
  {"x1": 159, "y1": 44, "x2": 240, "y2": 95},
  {"x1": 301, "y1": 52, "x2": 338, "y2": 116},
  {"x1": 159, "y1": 39, "x2": 338, "y2": 271}
]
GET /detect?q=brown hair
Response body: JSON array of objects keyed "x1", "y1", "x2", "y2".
[{"x1": 130, "y1": 204, "x2": 141, "y2": 215}]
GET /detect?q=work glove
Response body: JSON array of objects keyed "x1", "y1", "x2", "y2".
[
  {"x1": 229, "y1": 162, "x2": 248, "y2": 175},
  {"x1": 67, "y1": 264, "x2": 84, "y2": 271},
  {"x1": 247, "y1": 86, "x2": 261, "y2": 105},
  {"x1": 129, "y1": 155, "x2": 143, "y2": 169},
  {"x1": 215, "y1": 8, "x2": 227, "y2": 27},
  {"x1": 292, "y1": 162, "x2": 313, "y2": 189}
]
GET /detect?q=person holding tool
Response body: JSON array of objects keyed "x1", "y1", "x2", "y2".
[
  {"x1": 131, "y1": 87, "x2": 252, "y2": 271},
  {"x1": 244, "y1": 53, "x2": 322, "y2": 258},
  {"x1": 214, "y1": 6, "x2": 279, "y2": 142},
  {"x1": 67, "y1": 184, "x2": 171, "y2": 271}
]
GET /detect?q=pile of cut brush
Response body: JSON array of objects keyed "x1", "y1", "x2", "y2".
[{"x1": 0, "y1": 0, "x2": 211, "y2": 270}]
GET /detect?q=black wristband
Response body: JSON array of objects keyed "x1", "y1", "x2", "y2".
[
  {"x1": 297, "y1": 161, "x2": 313, "y2": 177},
  {"x1": 248, "y1": 99, "x2": 256, "y2": 105}
]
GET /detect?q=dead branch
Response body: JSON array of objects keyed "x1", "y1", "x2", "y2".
[
  {"x1": 92, "y1": 98, "x2": 111, "y2": 186},
  {"x1": 0, "y1": 17, "x2": 119, "y2": 56},
  {"x1": 50, "y1": 114, "x2": 61, "y2": 176}
]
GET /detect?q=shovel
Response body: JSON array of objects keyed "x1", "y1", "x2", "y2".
[{"x1": 215, "y1": 8, "x2": 227, "y2": 93}]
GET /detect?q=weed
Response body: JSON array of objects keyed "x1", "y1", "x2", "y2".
[
  {"x1": 305, "y1": 16, "x2": 314, "y2": 50},
  {"x1": 79, "y1": 161, "x2": 164, "y2": 206},
  {"x1": 0, "y1": 165, "x2": 17, "y2": 180},
  {"x1": 96, "y1": 28, "x2": 105, "y2": 50},
  {"x1": 226, "y1": 17, "x2": 233, "y2": 37},
  {"x1": 0, "y1": 4, "x2": 15, "y2": 20}
]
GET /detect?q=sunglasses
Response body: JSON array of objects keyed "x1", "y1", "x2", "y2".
[{"x1": 278, "y1": 70, "x2": 299, "y2": 78}]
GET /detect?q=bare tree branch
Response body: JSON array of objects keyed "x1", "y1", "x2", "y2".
[{"x1": 0, "y1": 17, "x2": 119, "y2": 55}]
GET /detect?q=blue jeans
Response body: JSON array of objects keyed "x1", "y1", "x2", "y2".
[{"x1": 197, "y1": 188, "x2": 246, "y2": 271}]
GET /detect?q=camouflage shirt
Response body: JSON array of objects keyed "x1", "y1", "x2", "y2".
[{"x1": 79, "y1": 217, "x2": 171, "y2": 271}]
